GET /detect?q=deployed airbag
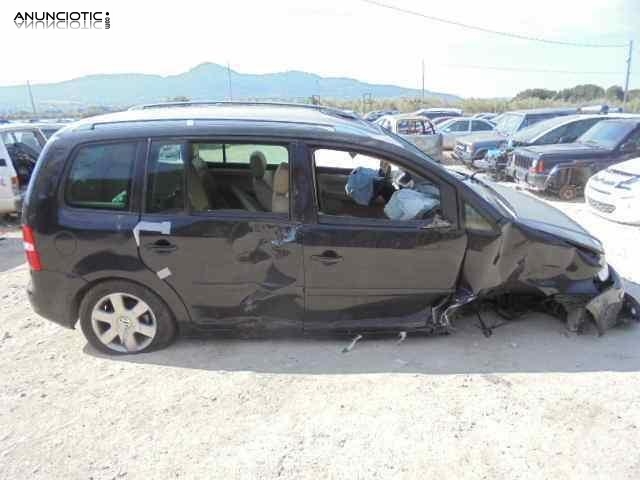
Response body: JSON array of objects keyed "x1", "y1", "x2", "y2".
[
  {"x1": 384, "y1": 188, "x2": 439, "y2": 221},
  {"x1": 345, "y1": 167, "x2": 382, "y2": 206}
]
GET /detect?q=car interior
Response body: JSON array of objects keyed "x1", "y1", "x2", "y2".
[
  {"x1": 146, "y1": 142, "x2": 291, "y2": 215},
  {"x1": 313, "y1": 149, "x2": 442, "y2": 222},
  {"x1": 144, "y1": 142, "x2": 442, "y2": 223}
]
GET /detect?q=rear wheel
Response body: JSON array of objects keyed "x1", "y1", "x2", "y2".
[
  {"x1": 79, "y1": 280, "x2": 176, "y2": 354},
  {"x1": 558, "y1": 185, "x2": 577, "y2": 201}
]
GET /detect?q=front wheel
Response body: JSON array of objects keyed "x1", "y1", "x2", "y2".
[{"x1": 79, "y1": 280, "x2": 176, "y2": 355}]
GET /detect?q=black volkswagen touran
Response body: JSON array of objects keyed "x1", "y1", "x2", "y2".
[{"x1": 23, "y1": 102, "x2": 637, "y2": 354}]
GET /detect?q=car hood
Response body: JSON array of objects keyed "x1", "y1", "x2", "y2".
[
  {"x1": 491, "y1": 183, "x2": 603, "y2": 254},
  {"x1": 607, "y1": 157, "x2": 640, "y2": 175},
  {"x1": 517, "y1": 142, "x2": 610, "y2": 159}
]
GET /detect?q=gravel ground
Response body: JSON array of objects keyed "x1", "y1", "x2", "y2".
[{"x1": 1, "y1": 190, "x2": 640, "y2": 479}]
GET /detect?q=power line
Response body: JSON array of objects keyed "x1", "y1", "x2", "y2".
[
  {"x1": 443, "y1": 63, "x2": 624, "y2": 75},
  {"x1": 360, "y1": 0, "x2": 629, "y2": 48}
]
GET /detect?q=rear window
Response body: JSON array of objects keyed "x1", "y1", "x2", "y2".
[{"x1": 65, "y1": 142, "x2": 136, "y2": 210}]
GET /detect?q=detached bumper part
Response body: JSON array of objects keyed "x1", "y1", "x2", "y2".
[
  {"x1": 586, "y1": 267, "x2": 640, "y2": 334},
  {"x1": 562, "y1": 265, "x2": 639, "y2": 335}
]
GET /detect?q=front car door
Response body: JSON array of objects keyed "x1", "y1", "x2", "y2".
[
  {"x1": 136, "y1": 138, "x2": 305, "y2": 331},
  {"x1": 301, "y1": 144, "x2": 467, "y2": 331}
]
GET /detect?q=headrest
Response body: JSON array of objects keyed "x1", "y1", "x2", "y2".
[
  {"x1": 249, "y1": 151, "x2": 267, "y2": 178},
  {"x1": 273, "y1": 162, "x2": 289, "y2": 195}
]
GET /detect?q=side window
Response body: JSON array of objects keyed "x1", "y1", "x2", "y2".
[
  {"x1": 146, "y1": 142, "x2": 186, "y2": 214},
  {"x1": 464, "y1": 203, "x2": 493, "y2": 232},
  {"x1": 472, "y1": 120, "x2": 493, "y2": 131},
  {"x1": 564, "y1": 119, "x2": 600, "y2": 142},
  {"x1": 397, "y1": 120, "x2": 410, "y2": 134},
  {"x1": 313, "y1": 148, "x2": 444, "y2": 224},
  {"x1": 191, "y1": 142, "x2": 289, "y2": 214},
  {"x1": 12, "y1": 130, "x2": 42, "y2": 154},
  {"x1": 65, "y1": 142, "x2": 136, "y2": 211},
  {"x1": 447, "y1": 121, "x2": 469, "y2": 132},
  {"x1": 538, "y1": 124, "x2": 568, "y2": 144}
]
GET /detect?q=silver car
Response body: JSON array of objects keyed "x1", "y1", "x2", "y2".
[{"x1": 438, "y1": 117, "x2": 495, "y2": 149}]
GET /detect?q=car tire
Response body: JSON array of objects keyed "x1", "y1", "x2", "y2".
[
  {"x1": 558, "y1": 185, "x2": 577, "y2": 201},
  {"x1": 79, "y1": 280, "x2": 176, "y2": 355}
]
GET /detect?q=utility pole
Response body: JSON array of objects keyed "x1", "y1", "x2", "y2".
[
  {"x1": 421, "y1": 59, "x2": 425, "y2": 104},
  {"x1": 26, "y1": 81, "x2": 37, "y2": 116},
  {"x1": 362, "y1": 93, "x2": 372, "y2": 114},
  {"x1": 227, "y1": 61, "x2": 233, "y2": 101},
  {"x1": 623, "y1": 40, "x2": 633, "y2": 107}
]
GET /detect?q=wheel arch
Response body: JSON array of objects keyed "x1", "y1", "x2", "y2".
[{"x1": 71, "y1": 272, "x2": 192, "y2": 329}]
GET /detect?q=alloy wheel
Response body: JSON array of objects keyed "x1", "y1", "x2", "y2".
[{"x1": 90, "y1": 292, "x2": 157, "y2": 353}]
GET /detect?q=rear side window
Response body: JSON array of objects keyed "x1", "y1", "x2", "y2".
[{"x1": 65, "y1": 142, "x2": 136, "y2": 211}]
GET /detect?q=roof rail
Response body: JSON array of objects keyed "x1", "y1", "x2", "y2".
[{"x1": 127, "y1": 101, "x2": 361, "y2": 120}]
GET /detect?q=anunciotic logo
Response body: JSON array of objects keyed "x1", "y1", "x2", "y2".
[{"x1": 14, "y1": 12, "x2": 111, "y2": 29}]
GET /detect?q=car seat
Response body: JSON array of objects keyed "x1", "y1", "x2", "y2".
[
  {"x1": 271, "y1": 162, "x2": 289, "y2": 213},
  {"x1": 250, "y1": 151, "x2": 273, "y2": 210}
]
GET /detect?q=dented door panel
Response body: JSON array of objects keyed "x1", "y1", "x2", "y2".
[{"x1": 137, "y1": 214, "x2": 304, "y2": 330}]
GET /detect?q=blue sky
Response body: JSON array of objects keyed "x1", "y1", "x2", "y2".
[{"x1": 1, "y1": 0, "x2": 638, "y2": 98}]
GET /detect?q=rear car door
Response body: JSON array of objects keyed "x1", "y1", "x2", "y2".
[
  {"x1": 136, "y1": 139, "x2": 305, "y2": 330},
  {"x1": 302, "y1": 145, "x2": 467, "y2": 331}
]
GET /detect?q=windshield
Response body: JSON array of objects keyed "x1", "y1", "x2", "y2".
[
  {"x1": 493, "y1": 113, "x2": 523, "y2": 136},
  {"x1": 578, "y1": 121, "x2": 636, "y2": 148},
  {"x1": 512, "y1": 116, "x2": 572, "y2": 142}
]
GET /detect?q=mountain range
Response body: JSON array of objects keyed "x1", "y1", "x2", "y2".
[{"x1": 0, "y1": 63, "x2": 460, "y2": 112}]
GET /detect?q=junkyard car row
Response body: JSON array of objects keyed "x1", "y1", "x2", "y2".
[{"x1": 20, "y1": 103, "x2": 639, "y2": 354}]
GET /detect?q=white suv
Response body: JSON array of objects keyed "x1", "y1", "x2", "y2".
[{"x1": 0, "y1": 124, "x2": 47, "y2": 215}]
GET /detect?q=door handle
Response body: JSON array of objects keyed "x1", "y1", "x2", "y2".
[
  {"x1": 144, "y1": 239, "x2": 177, "y2": 254},
  {"x1": 311, "y1": 250, "x2": 343, "y2": 265}
]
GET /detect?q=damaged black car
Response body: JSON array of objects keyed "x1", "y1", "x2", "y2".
[{"x1": 23, "y1": 103, "x2": 639, "y2": 354}]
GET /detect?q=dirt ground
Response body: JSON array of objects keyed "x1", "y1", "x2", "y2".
[{"x1": 2, "y1": 183, "x2": 640, "y2": 479}]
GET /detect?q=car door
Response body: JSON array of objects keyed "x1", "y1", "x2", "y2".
[
  {"x1": 0, "y1": 140, "x2": 17, "y2": 212},
  {"x1": 302, "y1": 145, "x2": 467, "y2": 331},
  {"x1": 136, "y1": 138, "x2": 305, "y2": 331}
]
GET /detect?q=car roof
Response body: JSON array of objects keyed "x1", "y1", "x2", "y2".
[
  {"x1": 52, "y1": 103, "x2": 440, "y2": 160},
  {"x1": 66, "y1": 103, "x2": 375, "y2": 133}
]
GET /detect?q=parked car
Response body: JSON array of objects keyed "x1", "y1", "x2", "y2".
[
  {"x1": 437, "y1": 117, "x2": 495, "y2": 149},
  {"x1": 452, "y1": 108, "x2": 578, "y2": 165},
  {"x1": 23, "y1": 102, "x2": 638, "y2": 354},
  {"x1": 479, "y1": 114, "x2": 628, "y2": 177},
  {"x1": 585, "y1": 157, "x2": 640, "y2": 225},
  {"x1": 376, "y1": 113, "x2": 443, "y2": 161},
  {"x1": 0, "y1": 123, "x2": 47, "y2": 214},
  {"x1": 510, "y1": 119, "x2": 640, "y2": 200},
  {"x1": 414, "y1": 108, "x2": 463, "y2": 120}
]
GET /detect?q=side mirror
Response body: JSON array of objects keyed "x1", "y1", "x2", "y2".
[{"x1": 620, "y1": 142, "x2": 637, "y2": 153}]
